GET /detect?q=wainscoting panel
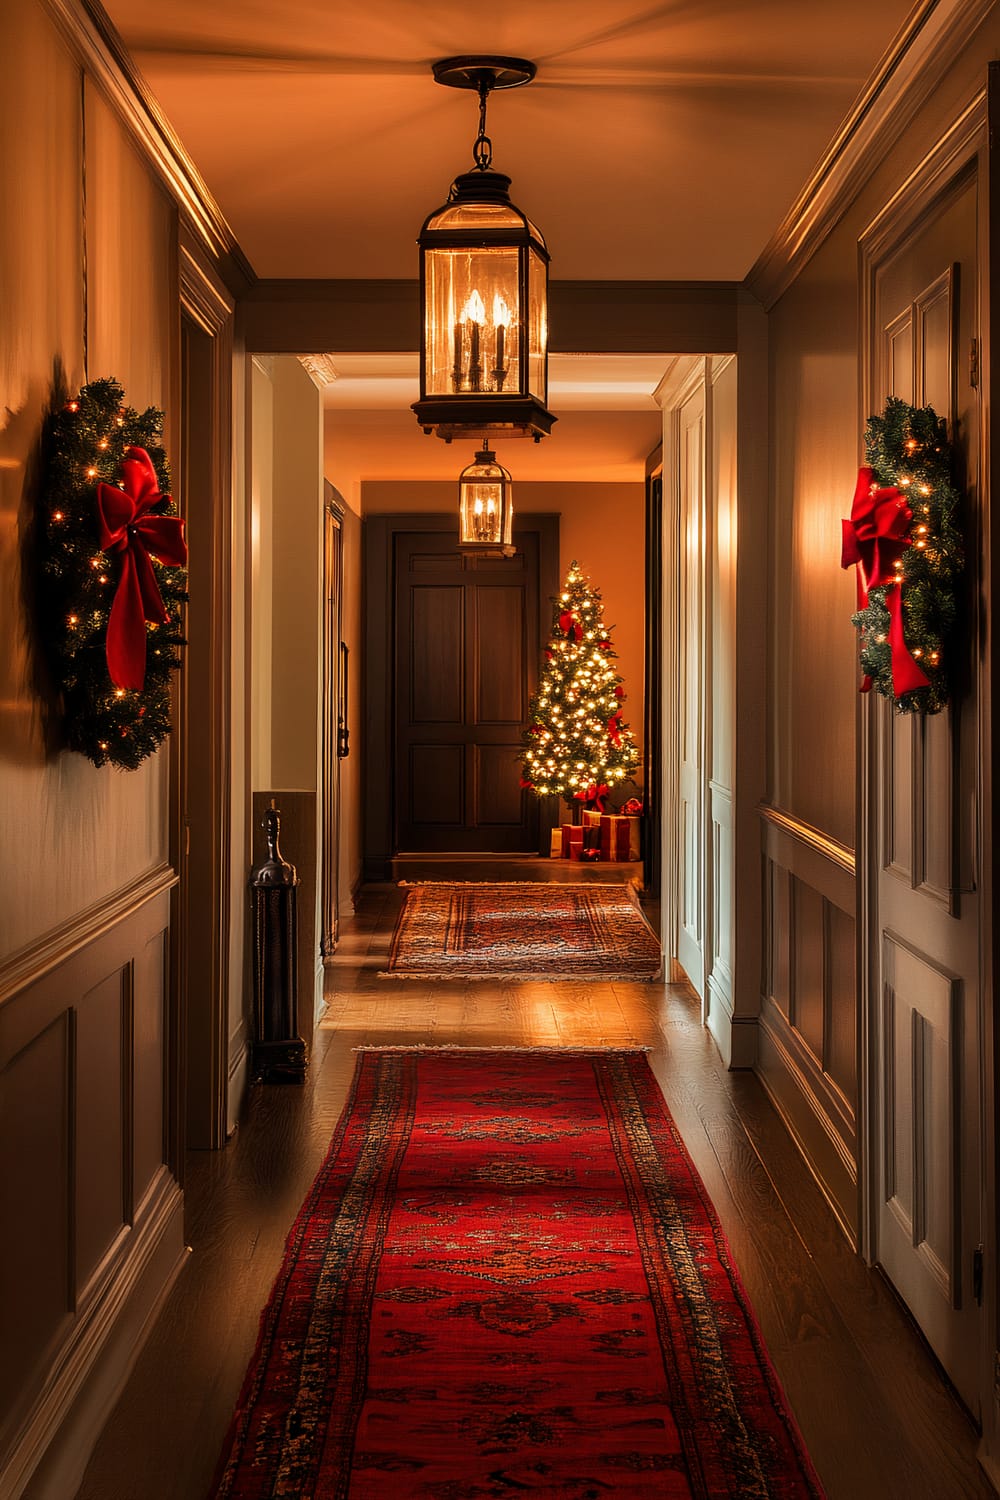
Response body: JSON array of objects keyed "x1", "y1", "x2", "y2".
[
  {"x1": 759, "y1": 807, "x2": 857, "y2": 1236},
  {"x1": 0, "y1": 870, "x2": 184, "y2": 1500}
]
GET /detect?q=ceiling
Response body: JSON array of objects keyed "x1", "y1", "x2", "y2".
[
  {"x1": 99, "y1": 1, "x2": 919, "y2": 482},
  {"x1": 103, "y1": 0, "x2": 917, "y2": 283}
]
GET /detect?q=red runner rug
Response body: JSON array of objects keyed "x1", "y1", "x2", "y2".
[
  {"x1": 384, "y1": 883, "x2": 661, "y2": 981},
  {"x1": 211, "y1": 1050, "x2": 825, "y2": 1498}
]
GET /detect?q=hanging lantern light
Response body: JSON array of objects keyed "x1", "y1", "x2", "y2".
[
  {"x1": 457, "y1": 446, "x2": 515, "y2": 557},
  {"x1": 412, "y1": 56, "x2": 555, "y2": 444}
]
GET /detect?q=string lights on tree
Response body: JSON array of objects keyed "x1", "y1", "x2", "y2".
[
  {"x1": 841, "y1": 396, "x2": 962, "y2": 714},
  {"x1": 520, "y1": 561, "x2": 639, "y2": 809},
  {"x1": 38, "y1": 377, "x2": 187, "y2": 769}
]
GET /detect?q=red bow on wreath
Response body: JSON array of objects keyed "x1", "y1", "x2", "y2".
[
  {"x1": 841, "y1": 466, "x2": 928, "y2": 696},
  {"x1": 558, "y1": 609, "x2": 583, "y2": 641},
  {"x1": 573, "y1": 782, "x2": 610, "y2": 812},
  {"x1": 607, "y1": 709, "x2": 624, "y2": 747},
  {"x1": 97, "y1": 447, "x2": 187, "y2": 690}
]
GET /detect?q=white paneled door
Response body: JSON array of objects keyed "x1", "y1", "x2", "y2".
[
  {"x1": 868, "y1": 164, "x2": 982, "y2": 1414},
  {"x1": 677, "y1": 384, "x2": 707, "y2": 999}
]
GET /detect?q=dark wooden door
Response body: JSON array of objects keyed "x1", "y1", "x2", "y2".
[{"x1": 394, "y1": 530, "x2": 542, "y2": 853}]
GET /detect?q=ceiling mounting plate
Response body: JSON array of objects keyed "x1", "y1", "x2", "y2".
[{"x1": 432, "y1": 56, "x2": 536, "y2": 92}]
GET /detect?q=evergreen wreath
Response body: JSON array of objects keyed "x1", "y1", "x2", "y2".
[
  {"x1": 842, "y1": 396, "x2": 963, "y2": 715},
  {"x1": 39, "y1": 377, "x2": 187, "y2": 769}
]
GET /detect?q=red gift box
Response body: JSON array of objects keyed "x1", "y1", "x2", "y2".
[
  {"x1": 561, "y1": 823, "x2": 584, "y2": 858},
  {"x1": 599, "y1": 813, "x2": 641, "y2": 862},
  {"x1": 581, "y1": 810, "x2": 602, "y2": 830}
]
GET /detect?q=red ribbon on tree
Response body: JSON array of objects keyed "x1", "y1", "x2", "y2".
[
  {"x1": 614, "y1": 685, "x2": 626, "y2": 700},
  {"x1": 559, "y1": 610, "x2": 583, "y2": 641},
  {"x1": 97, "y1": 447, "x2": 187, "y2": 690},
  {"x1": 573, "y1": 782, "x2": 610, "y2": 812},
  {"x1": 841, "y1": 466, "x2": 928, "y2": 696},
  {"x1": 607, "y1": 709, "x2": 624, "y2": 747}
]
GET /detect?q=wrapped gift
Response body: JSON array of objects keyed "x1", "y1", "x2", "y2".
[
  {"x1": 549, "y1": 828, "x2": 563, "y2": 859},
  {"x1": 600, "y1": 813, "x2": 641, "y2": 862},
  {"x1": 572, "y1": 844, "x2": 602, "y2": 861},
  {"x1": 581, "y1": 810, "x2": 602, "y2": 830},
  {"x1": 561, "y1": 823, "x2": 584, "y2": 858}
]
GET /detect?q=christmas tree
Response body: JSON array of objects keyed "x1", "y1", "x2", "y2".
[{"x1": 520, "y1": 561, "x2": 639, "y2": 810}]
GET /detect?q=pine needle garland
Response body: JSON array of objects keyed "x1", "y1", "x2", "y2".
[
  {"x1": 39, "y1": 377, "x2": 187, "y2": 769},
  {"x1": 849, "y1": 396, "x2": 962, "y2": 714},
  {"x1": 520, "y1": 560, "x2": 639, "y2": 809}
]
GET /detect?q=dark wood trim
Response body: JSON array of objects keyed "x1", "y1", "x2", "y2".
[
  {"x1": 239, "y1": 280, "x2": 740, "y2": 355},
  {"x1": 362, "y1": 513, "x2": 559, "y2": 881},
  {"x1": 643, "y1": 444, "x2": 663, "y2": 897},
  {"x1": 178, "y1": 238, "x2": 236, "y2": 1152}
]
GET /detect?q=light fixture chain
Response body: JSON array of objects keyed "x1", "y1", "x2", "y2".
[{"x1": 473, "y1": 74, "x2": 493, "y2": 170}]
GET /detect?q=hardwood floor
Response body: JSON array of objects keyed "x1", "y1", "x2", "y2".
[{"x1": 70, "y1": 883, "x2": 991, "y2": 1500}]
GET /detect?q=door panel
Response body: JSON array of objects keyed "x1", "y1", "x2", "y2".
[
  {"x1": 476, "y1": 587, "x2": 526, "y2": 723},
  {"x1": 871, "y1": 172, "x2": 981, "y2": 1412},
  {"x1": 477, "y1": 744, "x2": 525, "y2": 825},
  {"x1": 410, "y1": 587, "x2": 464, "y2": 723},
  {"x1": 395, "y1": 528, "x2": 542, "y2": 853}
]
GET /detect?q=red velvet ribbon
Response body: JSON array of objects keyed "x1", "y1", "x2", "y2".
[
  {"x1": 573, "y1": 782, "x2": 610, "y2": 812},
  {"x1": 607, "y1": 710, "x2": 624, "y2": 747},
  {"x1": 559, "y1": 610, "x2": 583, "y2": 641},
  {"x1": 614, "y1": 685, "x2": 626, "y2": 700},
  {"x1": 96, "y1": 447, "x2": 187, "y2": 690},
  {"x1": 841, "y1": 466, "x2": 928, "y2": 696},
  {"x1": 519, "y1": 776, "x2": 534, "y2": 790},
  {"x1": 841, "y1": 467, "x2": 912, "y2": 607}
]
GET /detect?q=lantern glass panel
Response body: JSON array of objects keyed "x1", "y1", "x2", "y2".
[
  {"x1": 425, "y1": 247, "x2": 520, "y2": 398},
  {"x1": 527, "y1": 243, "x2": 547, "y2": 403},
  {"x1": 460, "y1": 480, "x2": 511, "y2": 546},
  {"x1": 425, "y1": 200, "x2": 525, "y2": 233}
]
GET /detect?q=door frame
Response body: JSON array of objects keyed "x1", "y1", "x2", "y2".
[
  {"x1": 656, "y1": 356, "x2": 712, "y2": 992},
  {"x1": 643, "y1": 444, "x2": 663, "y2": 899},
  {"x1": 857, "y1": 88, "x2": 992, "y2": 1419},
  {"x1": 321, "y1": 483, "x2": 345, "y2": 955},
  {"x1": 175, "y1": 235, "x2": 236, "y2": 1152},
  {"x1": 362, "y1": 512, "x2": 559, "y2": 880}
]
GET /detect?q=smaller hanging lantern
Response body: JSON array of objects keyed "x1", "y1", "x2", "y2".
[
  {"x1": 413, "y1": 56, "x2": 555, "y2": 444},
  {"x1": 458, "y1": 446, "x2": 516, "y2": 557}
]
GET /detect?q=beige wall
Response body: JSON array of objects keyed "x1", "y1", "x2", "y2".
[
  {"x1": 0, "y1": 3, "x2": 185, "y2": 1493},
  {"x1": 249, "y1": 357, "x2": 326, "y2": 1033},
  {"x1": 360, "y1": 479, "x2": 647, "y2": 764},
  {"x1": 0, "y1": 20, "x2": 173, "y2": 958}
]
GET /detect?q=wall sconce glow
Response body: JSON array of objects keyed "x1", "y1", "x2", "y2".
[
  {"x1": 413, "y1": 56, "x2": 555, "y2": 444},
  {"x1": 458, "y1": 446, "x2": 515, "y2": 557}
]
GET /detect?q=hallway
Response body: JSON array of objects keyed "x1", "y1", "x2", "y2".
[{"x1": 72, "y1": 886, "x2": 987, "y2": 1500}]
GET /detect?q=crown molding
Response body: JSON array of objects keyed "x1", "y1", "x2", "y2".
[
  {"x1": 746, "y1": 0, "x2": 996, "y2": 310},
  {"x1": 42, "y1": 0, "x2": 255, "y2": 293},
  {"x1": 298, "y1": 354, "x2": 340, "y2": 389}
]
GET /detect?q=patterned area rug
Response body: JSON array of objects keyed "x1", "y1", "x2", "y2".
[
  {"x1": 383, "y1": 881, "x2": 661, "y2": 981},
  {"x1": 211, "y1": 1049, "x2": 825, "y2": 1498}
]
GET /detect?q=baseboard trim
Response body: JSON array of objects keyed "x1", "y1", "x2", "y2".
[
  {"x1": 705, "y1": 978, "x2": 758, "y2": 1070},
  {"x1": 0, "y1": 1168, "x2": 186, "y2": 1500}
]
